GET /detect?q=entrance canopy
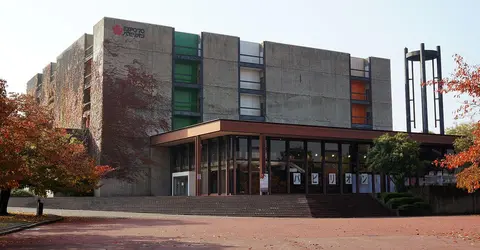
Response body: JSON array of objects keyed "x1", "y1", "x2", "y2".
[{"x1": 150, "y1": 119, "x2": 455, "y2": 147}]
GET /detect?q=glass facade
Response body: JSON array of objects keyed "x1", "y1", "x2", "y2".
[
  {"x1": 270, "y1": 139, "x2": 287, "y2": 194},
  {"x1": 169, "y1": 135, "x2": 452, "y2": 196},
  {"x1": 307, "y1": 141, "x2": 322, "y2": 194}
]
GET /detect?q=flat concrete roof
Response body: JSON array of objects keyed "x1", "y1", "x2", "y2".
[{"x1": 150, "y1": 119, "x2": 456, "y2": 147}]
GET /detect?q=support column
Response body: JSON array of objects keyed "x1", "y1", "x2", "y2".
[
  {"x1": 225, "y1": 136, "x2": 229, "y2": 195},
  {"x1": 216, "y1": 138, "x2": 220, "y2": 195},
  {"x1": 267, "y1": 138, "x2": 272, "y2": 195},
  {"x1": 404, "y1": 48, "x2": 412, "y2": 133},
  {"x1": 322, "y1": 142, "x2": 326, "y2": 195},
  {"x1": 371, "y1": 172, "x2": 376, "y2": 194},
  {"x1": 380, "y1": 173, "x2": 386, "y2": 193},
  {"x1": 355, "y1": 144, "x2": 360, "y2": 194},
  {"x1": 339, "y1": 144, "x2": 343, "y2": 194},
  {"x1": 437, "y1": 46, "x2": 445, "y2": 135},
  {"x1": 286, "y1": 140, "x2": 291, "y2": 194},
  {"x1": 247, "y1": 137, "x2": 252, "y2": 195},
  {"x1": 233, "y1": 137, "x2": 237, "y2": 195},
  {"x1": 259, "y1": 134, "x2": 265, "y2": 195},
  {"x1": 195, "y1": 136, "x2": 201, "y2": 196},
  {"x1": 304, "y1": 140, "x2": 309, "y2": 194},
  {"x1": 420, "y1": 43, "x2": 429, "y2": 133}
]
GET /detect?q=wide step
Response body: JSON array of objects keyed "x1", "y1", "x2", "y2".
[{"x1": 9, "y1": 194, "x2": 393, "y2": 218}]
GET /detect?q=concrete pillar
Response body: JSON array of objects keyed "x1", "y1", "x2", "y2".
[
  {"x1": 195, "y1": 136, "x2": 201, "y2": 196},
  {"x1": 259, "y1": 134, "x2": 265, "y2": 195}
]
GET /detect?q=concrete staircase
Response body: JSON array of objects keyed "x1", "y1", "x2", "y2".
[{"x1": 9, "y1": 194, "x2": 393, "y2": 218}]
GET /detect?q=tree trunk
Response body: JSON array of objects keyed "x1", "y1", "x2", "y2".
[{"x1": 0, "y1": 189, "x2": 12, "y2": 215}]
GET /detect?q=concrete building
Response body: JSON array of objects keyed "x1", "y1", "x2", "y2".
[{"x1": 26, "y1": 17, "x2": 454, "y2": 197}]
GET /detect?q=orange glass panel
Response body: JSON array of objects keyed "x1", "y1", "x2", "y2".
[
  {"x1": 351, "y1": 80, "x2": 366, "y2": 100},
  {"x1": 352, "y1": 104, "x2": 367, "y2": 124}
]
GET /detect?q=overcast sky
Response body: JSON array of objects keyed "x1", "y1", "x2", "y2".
[{"x1": 1, "y1": 0, "x2": 478, "y2": 132}]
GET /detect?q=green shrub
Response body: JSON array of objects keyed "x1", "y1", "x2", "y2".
[
  {"x1": 398, "y1": 202, "x2": 432, "y2": 216},
  {"x1": 381, "y1": 192, "x2": 413, "y2": 203},
  {"x1": 386, "y1": 197, "x2": 423, "y2": 209},
  {"x1": 397, "y1": 204, "x2": 418, "y2": 216},
  {"x1": 412, "y1": 202, "x2": 431, "y2": 211},
  {"x1": 11, "y1": 189, "x2": 34, "y2": 197}
]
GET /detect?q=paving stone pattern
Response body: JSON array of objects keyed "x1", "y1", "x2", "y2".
[{"x1": 1, "y1": 209, "x2": 479, "y2": 249}]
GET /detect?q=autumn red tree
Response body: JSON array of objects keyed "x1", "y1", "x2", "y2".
[
  {"x1": 426, "y1": 55, "x2": 480, "y2": 193},
  {"x1": 0, "y1": 79, "x2": 112, "y2": 215}
]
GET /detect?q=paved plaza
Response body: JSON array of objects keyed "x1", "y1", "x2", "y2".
[{"x1": 0, "y1": 208, "x2": 479, "y2": 249}]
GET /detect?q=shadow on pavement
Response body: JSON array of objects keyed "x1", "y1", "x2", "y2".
[
  {"x1": 34, "y1": 217, "x2": 207, "y2": 233},
  {"x1": 0, "y1": 233, "x2": 233, "y2": 249}
]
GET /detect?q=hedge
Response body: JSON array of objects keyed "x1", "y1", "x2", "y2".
[
  {"x1": 398, "y1": 202, "x2": 432, "y2": 216},
  {"x1": 380, "y1": 192, "x2": 413, "y2": 203},
  {"x1": 386, "y1": 197, "x2": 424, "y2": 209},
  {"x1": 412, "y1": 202, "x2": 431, "y2": 211},
  {"x1": 11, "y1": 189, "x2": 34, "y2": 197}
]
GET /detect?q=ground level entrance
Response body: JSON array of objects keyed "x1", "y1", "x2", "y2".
[{"x1": 152, "y1": 120, "x2": 455, "y2": 196}]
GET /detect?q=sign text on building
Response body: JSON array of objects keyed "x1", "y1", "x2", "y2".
[{"x1": 113, "y1": 24, "x2": 145, "y2": 38}]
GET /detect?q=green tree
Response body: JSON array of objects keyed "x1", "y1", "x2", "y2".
[
  {"x1": 446, "y1": 122, "x2": 476, "y2": 152},
  {"x1": 366, "y1": 133, "x2": 422, "y2": 192}
]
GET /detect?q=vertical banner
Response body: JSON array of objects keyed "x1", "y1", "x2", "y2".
[
  {"x1": 293, "y1": 173, "x2": 301, "y2": 185},
  {"x1": 361, "y1": 173, "x2": 369, "y2": 184},
  {"x1": 345, "y1": 173, "x2": 352, "y2": 184},
  {"x1": 311, "y1": 173, "x2": 319, "y2": 185},
  {"x1": 328, "y1": 173, "x2": 336, "y2": 185}
]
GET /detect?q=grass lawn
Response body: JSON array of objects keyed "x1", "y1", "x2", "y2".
[{"x1": 0, "y1": 212, "x2": 58, "y2": 231}]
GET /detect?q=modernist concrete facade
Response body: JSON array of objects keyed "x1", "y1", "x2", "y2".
[{"x1": 26, "y1": 17, "x2": 446, "y2": 197}]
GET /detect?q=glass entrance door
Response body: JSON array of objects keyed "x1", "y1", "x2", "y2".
[
  {"x1": 173, "y1": 176, "x2": 188, "y2": 196},
  {"x1": 270, "y1": 139, "x2": 287, "y2": 194}
]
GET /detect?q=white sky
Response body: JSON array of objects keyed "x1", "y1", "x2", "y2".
[{"x1": 1, "y1": 0, "x2": 479, "y2": 132}]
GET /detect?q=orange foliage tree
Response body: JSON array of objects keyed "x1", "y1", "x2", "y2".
[
  {"x1": 426, "y1": 55, "x2": 480, "y2": 193},
  {"x1": 0, "y1": 79, "x2": 112, "y2": 215}
]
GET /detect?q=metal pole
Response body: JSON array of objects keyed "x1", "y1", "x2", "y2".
[
  {"x1": 437, "y1": 46, "x2": 445, "y2": 135},
  {"x1": 404, "y1": 48, "x2": 412, "y2": 133},
  {"x1": 419, "y1": 43, "x2": 429, "y2": 133}
]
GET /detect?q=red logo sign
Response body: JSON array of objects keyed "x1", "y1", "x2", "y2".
[
  {"x1": 112, "y1": 24, "x2": 145, "y2": 38},
  {"x1": 113, "y1": 25, "x2": 123, "y2": 36}
]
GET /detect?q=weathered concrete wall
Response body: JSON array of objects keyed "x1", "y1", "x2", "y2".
[
  {"x1": 54, "y1": 35, "x2": 86, "y2": 129},
  {"x1": 202, "y1": 32, "x2": 239, "y2": 121},
  {"x1": 264, "y1": 42, "x2": 351, "y2": 128},
  {"x1": 370, "y1": 57, "x2": 392, "y2": 131},
  {"x1": 150, "y1": 146, "x2": 171, "y2": 196},
  {"x1": 93, "y1": 17, "x2": 173, "y2": 196},
  {"x1": 411, "y1": 186, "x2": 480, "y2": 215},
  {"x1": 26, "y1": 73, "x2": 42, "y2": 97},
  {"x1": 40, "y1": 63, "x2": 56, "y2": 110},
  {"x1": 90, "y1": 20, "x2": 106, "y2": 177}
]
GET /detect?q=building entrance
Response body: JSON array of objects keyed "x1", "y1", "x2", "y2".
[{"x1": 173, "y1": 175, "x2": 188, "y2": 196}]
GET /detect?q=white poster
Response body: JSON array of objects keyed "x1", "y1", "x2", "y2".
[
  {"x1": 260, "y1": 174, "x2": 269, "y2": 192},
  {"x1": 293, "y1": 173, "x2": 301, "y2": 185},
  {"x1": 345, "y1": 173, "x2": 352, "y2": 185},
  {"x1": 361, "y1": 174, "x2": 369, "y2": 184},
  {"x1": 328, "y1": 173, "x2": 336, "y2": 185},
  {"x1": 311, "y1": 173, "x2": 319, "y2": 185}
]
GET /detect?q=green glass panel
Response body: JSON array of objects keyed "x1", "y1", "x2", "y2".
[
  {"x1": 174, "y1": 88, "x2": 198, "y2": 112},
  {"x1": 173, "y1": 116, "x2": 199, "y2": 130},
  {"x1": 175, "y1": 32, "x2": 199, "y2": 56},
  {"x1": 174, "y1": 63, "x2": 198, "y2": 84}
]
